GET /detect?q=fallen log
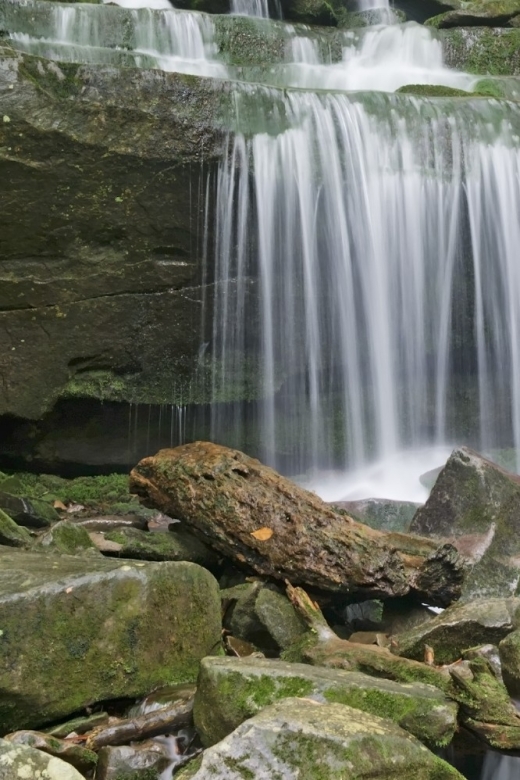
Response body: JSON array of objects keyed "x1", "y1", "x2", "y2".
[
  {"x1": 85, "y1": 694, "x2": 194, "y2": 750},
  {"x1": 130, "y1": 442, "x2": 464, "y2": 605}
]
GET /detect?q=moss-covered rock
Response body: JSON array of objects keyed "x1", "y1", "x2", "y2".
[
  {"x1": 222, "y1": 582, "x2": 307, "y2": 654},
  {"x1": 395, "y1": 597, "x2": 520, "y2": 664},
  {"x1": 0, "y1": 738, "x2": 86, "y2": 780},
  {"x1": 194, "y1": 656, "x2": 458, "y2": 748},
  {"x1": 0, "y1": 491, "x2": 59, "y2": 528},
  {"x1": 499, "y1": 628, "x2": 520, "y2": 694},
  {"x1": 0, "y1": 508, "x2": 32, "y2": 547},
  {"x1": 410, "y1": 447, "x2": 520, "y2": 599},
  {"x1": 396, "y1": 84, "x2": 474, "y2": 97},
  {"x1": 37, "y1": 520, "x2": 99, "y2": 555},
  {"x1": 3, "y1": 731, "x2": 97, "y2": 775},
  {"x1": 0, "y1": 550, "x2": 221, "y2": 732},
  {"x1": 103, "y1": 526, "x2": 218, "y2": 568},
  {"x1": 179, "y1": 698, "x2": 464, "y2": 779},
  {"x1": 440, "y1": 26, "x2": 520, "y2": 75}
]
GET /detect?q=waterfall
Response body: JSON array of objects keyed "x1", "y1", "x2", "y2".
[
  {"x1": 230, "y1": 0, "x2": 281, "y2": 18},
  {"x1": 209, "y1": 86, "x2": 520, "y2": 488},
  {"x1": 7, "y1": 1, "x2": 226, "y2": 77},
  {"x1": 7, "y1": 0, "x2": 520, "y2": 494},
  {"x1": 481, "y1": 752, "x2": 520, "y2": 780}
]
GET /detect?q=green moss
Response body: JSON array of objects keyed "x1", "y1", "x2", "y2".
[
  {"x1": 6, "y1": 472, "x2": 132, "y2": 509},
  {"x1": 19, "y1": 58, "x2": 82, "y2": 101},
  {"x1": 114, "y1": 771, "x2": 160, "y2": 780},
  {"x1": 441, "y1": 27, "x2": 520, "y2": 76},
  {"x1": 396, "y1": 84, "x2": 473, "y2": 98}
]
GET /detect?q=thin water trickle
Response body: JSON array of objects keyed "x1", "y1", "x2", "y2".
[
  {"x1": 230, "y1": 0, "x2": 280, "y2": 17},
  {"x1": 481, "y1": 752, "x2": 520, "y2": 780}
]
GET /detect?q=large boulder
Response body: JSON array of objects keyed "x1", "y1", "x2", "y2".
[
  {"x1": 410, "y1": 447, "x2": 520, "y2": 598},
  {"x1": 0, "y1": 550, "x2": 221, "y2": 732},
  {"x1": 130, "y1": 442, "x2": 464, "y2": 603},
  {"x1": 0, "y1": 739, "x2": 86, "y2": 780},
  {"x1": 395, "y1": 597, "x2": 520, "y2": 664},
  {"x1": 177, "y1": 698, "x2": 464, "y2": 779},
  {"x1": 194, "y1": 656, "x2": 458, "y2": 747}
]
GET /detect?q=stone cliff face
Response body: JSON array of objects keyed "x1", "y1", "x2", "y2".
[{"x1": 0, "y1": 47, "x2": 228, "y2": 421}]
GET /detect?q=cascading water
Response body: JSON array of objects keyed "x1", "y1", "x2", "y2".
[
  {"x1": 7, "y1": 0, "x2": 520, "y2": 499},
  {"x1": 209, "y1": 89, "x2": 520, "y2": 495},
  {"x1": 7, "y1": 0, "x2": 226, "y2": 77},
  {"x1": 230, "y1": 0, "x2": 279, "y2": 17}
]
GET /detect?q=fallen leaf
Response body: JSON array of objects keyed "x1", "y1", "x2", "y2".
[
  {"x1": 54, "y1": 500, "x2": 67, "y2": 511},
  {"x1": 251, "y1": 527, "x2": 273, "y2": 541}
]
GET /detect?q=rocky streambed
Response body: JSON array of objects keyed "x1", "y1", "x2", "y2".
[{"x1": 1, "y1": 444, "x2": 520, "y2": 778}]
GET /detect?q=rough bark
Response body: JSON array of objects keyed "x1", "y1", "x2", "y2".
[{"x1": 130, "y1": 442, "x2": 464, "y2": 604}]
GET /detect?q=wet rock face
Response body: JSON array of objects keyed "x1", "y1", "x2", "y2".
[
  {"x1": 194, "y1": 656, "x2": 458, "y2": 748},
  {"x1": 410, "y1": 447, "x2": 520, "y2": 599},
  {"x1": 177, "y1": 698, "x2": 464, "y2": 779},
  {"x1": 0, "y1": 46, "x2": 226, "y2": 421},
  {"x1": 0, "y1": 550, "x2": 221, "y2": 732}
]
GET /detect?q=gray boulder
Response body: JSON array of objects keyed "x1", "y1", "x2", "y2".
[
  {"x1": 0, "y1": 739, "x2": 85, "y2": 780},
  {"x1": 395, "y1": 597, "x2": 520, "y2": 663},
  {"x1": 194, "y1": 656, "x2": 458, "y2": 748},
  {"x1": 178, "y1": 698, "x2": 464, "y2": 779},
  {"x1": 410, "y1": 447, "x2": 520, "y2": 599}
]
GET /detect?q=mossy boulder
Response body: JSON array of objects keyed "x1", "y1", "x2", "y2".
[
  {"x1": 499, "y1": 628, "x2": 520, "y2": 694},
  {"x1": 0, "y1": 509, "x2": 31, "y2": 548},
  {"x1": 0, "y1": 550, "x2": 221, "y2": 732},
  {"x1": 103, "y1": 526, "x2": 218, "y2": 568},
  {"x1": 395, "y1": 597, "x2": 520, "y2": 664},
  {"x1": 0, "y1": 738, "x2": 86, "y2": 780},
  {"x1": 222, "y1": 582, "x2": 307, "y2": 654},
  {"x1": 179, "y1": 698, "x2": 464, "y2": 780},
  {"x1": 410, "y1": 447, "x2": 520, "y2": 599},
  {"x1": 280, "y1": 0, "x2": 344, "y2": 25},
  {"x1": 37, "y1": 520, "x2": 99, "y2": 555},
  {"x1": 426, "y1": 0, "x2": 520, "y2": 27},
  {"x1": 0, "y1": 491, "x2": 59, "y2": 528},
  {"x1": 194, "y1": 656, "x2": 458, "y2": 748}
]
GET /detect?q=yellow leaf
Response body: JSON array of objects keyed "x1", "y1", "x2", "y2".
[
  {"x1": 251, "y1": 527, "x2": 273, "y2": 541},
  {"x1": 53, "y1": 500, "x2": 67, "y2": 511}
]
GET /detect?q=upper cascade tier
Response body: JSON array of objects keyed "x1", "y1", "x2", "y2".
[{"x1": 3, "y1": 0, "x2": 480, "y2": 94}]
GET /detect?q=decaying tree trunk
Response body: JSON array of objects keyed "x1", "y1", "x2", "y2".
[
  {"x1": 130, "y1": 442, "x2": 464, "y2": 605},
  {"x1": 284, "y1": 583, "x2": 452, "y2": 691}
]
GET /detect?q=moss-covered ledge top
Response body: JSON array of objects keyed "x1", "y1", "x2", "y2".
[{"x1": 0, "y1": 43, "x2": 230, "y2": 162}]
